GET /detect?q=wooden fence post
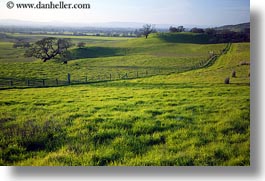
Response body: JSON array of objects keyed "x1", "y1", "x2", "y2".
[
  {"x1": 27, "y1": 80, "x2": 30, "y2": 86},
  {"x1": 9, "y1": 80, "x2": 13, "y2": 87},
  {"x1": 85, "y1": 76, "x2": 88, "y2": 83},
  {"x1": 42, "y1": 79, "x2": 45, "y2": 87},
  {"x1": 67, "y1": 73, "x2": 71, "y2": 84},
  {"x1": 56, "y1": 79, "x2": 59, "y2": 86}
]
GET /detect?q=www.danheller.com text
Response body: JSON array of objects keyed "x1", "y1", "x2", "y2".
[{"x1": 7, "y1": 1, "x2": 91, "y2": 9}]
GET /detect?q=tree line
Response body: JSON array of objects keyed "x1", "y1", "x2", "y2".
[{"x1": 168, "y1": 25, "x2": 250, "y2": 43}]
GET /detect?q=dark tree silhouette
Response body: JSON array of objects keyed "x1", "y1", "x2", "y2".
[
  {"x1": 169, "y1": 26, "x2": 185, "y2": 33},
  {"x1": 190, "y1": 27, "x2": 205, "y2": 33},
  {"x1": 13, "y1": 40, "x2": 31, "y2": 48},
  {"x1": 141, "y1": 24, "x2": 156, "y2": 39},
  {"x1": 77, "y1": 42, "x2": 86, "y2": 48},
  {"x1": 204, "y1": 28, "x2": 216, "y2": 35},
  {"x1": 25, "y1": 37, "x2": 73, "y2": 62}
]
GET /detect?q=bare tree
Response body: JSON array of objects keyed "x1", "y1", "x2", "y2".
[
  {"x1": 141, "y1": 24, "x2": 156, "y2": 39},
  {"x1": 25, "y1": 37, "x2": 73, "y2": 62}
]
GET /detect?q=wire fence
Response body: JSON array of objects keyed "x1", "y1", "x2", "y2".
[{"x1": 0, "y1": 69, "x2": 185, "y2": 88}]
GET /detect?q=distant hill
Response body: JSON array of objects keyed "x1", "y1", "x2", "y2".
[
  {"x1": 158, "y1": 27, "x2": 250, "y2": 44},
  {"x1": 215, "y1": 22, "x2": 250, "y2": 32}
]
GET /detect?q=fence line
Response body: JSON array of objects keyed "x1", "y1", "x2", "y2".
[{"x1": 0, "y1": 68, "x2": 185, "y2": 88}]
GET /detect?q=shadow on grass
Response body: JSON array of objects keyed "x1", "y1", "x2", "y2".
[
  {"x1": 158, "y1": 33, "x2": 249, "y2": 44},
  {"x1": 70, "y1": 47, "x2": 127, "y2": 59},
  {"x1": 157, "y1": 33, "x2": 217, "y2": 44},
  {"x1": 91, "y1": 81, "x2": 250, "y2": 89}
]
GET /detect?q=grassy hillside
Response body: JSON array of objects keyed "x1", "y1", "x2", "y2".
[
  {"x1": 0, "y1": 42, "x2": 250, "y2": 166},
  {"x1": 0, "y1": 42, "x2": 35, "y2": 63},
  {"x1": 0, "y1": 34, "x2": 227, "y2": 87}
]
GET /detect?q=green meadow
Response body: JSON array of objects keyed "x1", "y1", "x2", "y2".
[
  {"x1": 0, "y1": 33, "x2": 250, "y2": 166},
  {"x1": 0, "y1": 34, "x2": 227, "y2": 87}
]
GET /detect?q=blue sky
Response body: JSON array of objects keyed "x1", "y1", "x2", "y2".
[{"x1": 0, "y1": 0, "x2": 250, "y2": 26}]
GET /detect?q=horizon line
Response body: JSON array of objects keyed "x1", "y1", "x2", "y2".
[{"x1": 0, "y1": 19, "x2": 250, "y2": 29}]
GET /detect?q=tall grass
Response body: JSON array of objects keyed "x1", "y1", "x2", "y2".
[{"x1": 0, "y1": 36, "x2": 250, "y2": 166}]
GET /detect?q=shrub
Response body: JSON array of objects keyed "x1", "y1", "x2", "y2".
[
  {"x1": 77, "y1": 42, "x2": 86, "y2": 48},
  {"x1": 239, "y1": 61, "x2": 250, "y2": 66},
  {"x1": 232, "y1": 70, "x2": 236, "y2": 78},
  {"x1": 13, "y1": 41, "x2": 30, "y2": 48},
  {"x1": 224, "y1": 77, "x2": 230, "y2": 84},
  {"x1": 19, "y1": 120, "x2": 67, "y2": 152},
  {"x1": 0, "y1": 120, "x2": 67, "y2": 165}
]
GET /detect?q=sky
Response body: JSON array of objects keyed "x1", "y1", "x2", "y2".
[{"x1": 0, "y1": 0, "x2": 250, "y2": 26}]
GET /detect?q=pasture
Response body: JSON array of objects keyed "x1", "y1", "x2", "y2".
[
  {"x1": 0, "y1": 33, "x2": 250, "y2": 166},
  {"x1": 0, "y1": 33, "x2": 227, "y2": 87}
]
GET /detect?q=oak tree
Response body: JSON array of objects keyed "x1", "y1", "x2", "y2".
[{"x1": 25, "y1": 37, "x2": 73, "y2": 62}]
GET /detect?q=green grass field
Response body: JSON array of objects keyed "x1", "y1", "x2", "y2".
[
  {"x1": 0, "y1": 33, "x2": 227, "y2": 87},
  {"x1": 0, "y1": 33, "x2": 250, "y2": 166}
]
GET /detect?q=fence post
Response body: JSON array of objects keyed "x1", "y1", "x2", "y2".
[
  {"x1": 67, "y1": 73, "x2": 71, "y2": 84},
  {"x1": 9, "y1": 80, "x2": 13, "y2": 87},
  {"x1": 27, "y1": 80, "x2": 30, "y2": 86},
  {"x1": 56, "y1": 79, "x2": 59, "y2": 86},
  {"x1": 85, "y1": 76, "x2": 88, "y2": 83},
  {"x1": 146, "y1": 70, "x2": 148, "y2": 76},
  {"x1": 42, "y1": 79, "x2": 45, "y2": 87}
]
